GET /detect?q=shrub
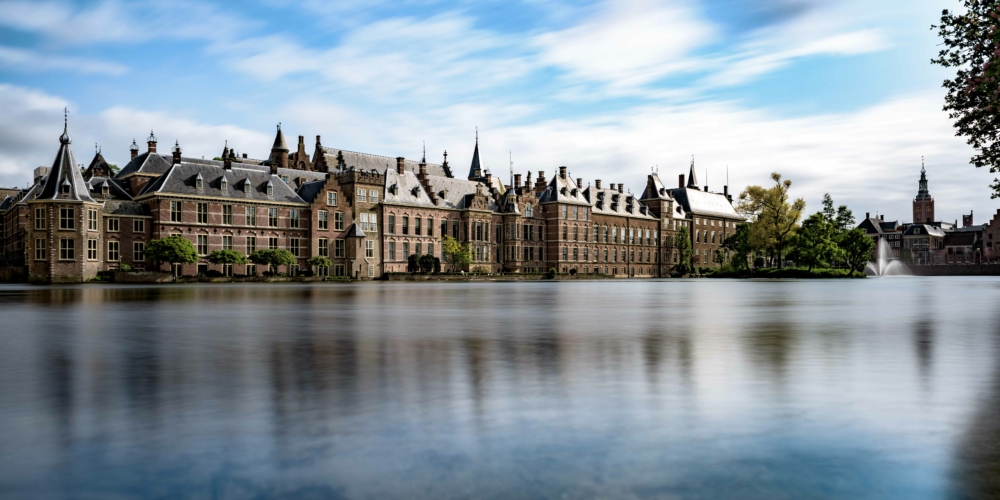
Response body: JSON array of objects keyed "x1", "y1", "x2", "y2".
[{"x1": 207, "y1": 249, "x2": 248, "y2": 265}]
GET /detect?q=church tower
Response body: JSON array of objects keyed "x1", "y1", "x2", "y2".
[{"x1": 913, "y1": 158, "x2": 934, "y2": 224}]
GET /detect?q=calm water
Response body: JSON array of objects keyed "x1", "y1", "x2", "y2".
[{"x1": 1, "y1": 278, "x2": 999, "y2": 499}]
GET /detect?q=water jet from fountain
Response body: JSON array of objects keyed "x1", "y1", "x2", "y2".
[{"x1": 865, "y1": 237, "x2": 910, "y2": 277}]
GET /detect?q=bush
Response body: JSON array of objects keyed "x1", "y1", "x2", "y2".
[
  {"x1": 208, "y1": 249, "x2": 248, "y2": 265},
  {"x1": 418, "y1": 254, "x2": 435, "y2": 274},
  {"x1": 433, "y1": 258, "x2": 441, "y2": 274},
  {"x1": 118, "y1": 263, "x2": 133, "y2": 272},
  {"x1": 250, "y1": 249, "x2": 296, "y2": 273},
  {"x1": 146, "y1": 235, "x2": 198, "y2": 267},
  {"x1": 407, "y1": 254, "x2": 419, "y2": 273}
]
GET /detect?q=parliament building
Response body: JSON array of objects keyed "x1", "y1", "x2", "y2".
[{"x1": 0, "y1": 119, "x2": 743, "y2": 283}]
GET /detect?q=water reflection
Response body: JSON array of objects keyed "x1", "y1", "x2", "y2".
[{"x1": 0, "y1": 279, "x2": 997, "y2": 499}]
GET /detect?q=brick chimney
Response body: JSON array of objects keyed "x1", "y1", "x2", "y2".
[
  {"x1": 130, "y1": 139, "x2": 139, "y2": 160},
  {"x1": 396, "y1": 157, "x2": 405, "y2": 175},
  {"x1": 595, "y1": 179, "x2": 602, "y2": 189},
  {"x1": 576, "y1": 178, "x2": 583, "y2": 189},
  {"x1": 559, "y1": 166, "x2": 567, "y2": 179},
  {"x1": 171, "y1": 140, "x2": 182, "y2": 165},
  {"x1": 536, "y1": 170, "x2": 547, "y2": 192},
  {"x1": 147, "y1": 130, "x2": 157, "y2": 153},
  {"x1": 679, "y1": 174, "x2": 685, "y2": 189},
  {"x1": 617, "y1": 183, "x2": 624, "y2": 193},
  {"x1": 418, "y1": 162, "x2": 427, "y2": 182},
  {"x1": 514, "y1": 174, "x2": 521, "y2": 189}
]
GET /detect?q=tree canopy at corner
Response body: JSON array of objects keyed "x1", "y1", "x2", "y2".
[{"x1": 934, "y1": 1, "x2": 1000, "y2": 198}]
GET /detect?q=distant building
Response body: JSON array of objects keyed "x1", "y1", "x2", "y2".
[
  {"x1": 858, "y1": 214, "x2": 902, "y2": 257},
  {"x1": 913, "y1": 161, "x2": 934, "y2": 224}
]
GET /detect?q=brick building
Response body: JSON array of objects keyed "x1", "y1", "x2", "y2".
[{"x1": 0, "y1": 120, "x2": 744, "y2": 283}]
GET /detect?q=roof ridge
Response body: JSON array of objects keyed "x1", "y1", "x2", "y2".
[{"x1": 322, "y1": 146, "x2": 444, "y2": 167}]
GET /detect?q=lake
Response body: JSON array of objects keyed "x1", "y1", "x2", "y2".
[{"x1": 0, "y1": 278, "x2": 998, "y2": 499}]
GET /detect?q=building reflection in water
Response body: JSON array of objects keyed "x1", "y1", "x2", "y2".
[{"x1": 0, "y1": 279, "x2": 998, "y2": 498}]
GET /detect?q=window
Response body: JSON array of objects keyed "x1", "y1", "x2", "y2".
[
  {"x1": 34, "y1": 239, "x2": 45, "y2": 260},
  {"x1": 388, "y1": 241, "x2": 396, "y2": 260},
  {"x1": 318, "y1": 210, "x2": 329, "y2": 230},
  {"x1": 87, "y1": 239, "x2": 97, "y2": 260},
  {"x1": 441, "y1": 221, "x2": 448, "y2": 237},
  {"x1": 572, "y1": 206, "x2": 578, "y2": 220},
  {"x1": 402, "y1": 216, "x2": 409, "y2": 235},
  {"x1": 170, "y1": 201, "x2": 182, "y2": 222},
  {"x1": 281, "y1": 175, "x2": 289, "y2": 184},
  {"x1": 584, "y1": 247, "x2": 589, "y2": 261},
  {"x1": 223, "y1": 235, "x2": 233, "y2": 251},
  {"x1": 59, "y1": 238, "x2": 75, "y2": 260},
  {"x1": 108, "y1": 218, "x2": 120, "y2": 232},
  {"x1": 59, "y1": 208, "x2": 75, "y2": 230},
  {"x1": 525, "y1": 205, "x2": 534, "y2": 218},
  {"x1": 268, "y1": 237, "x2": 278, "y2": 250},
  {"x1": 268, "y1": 208, "x2": 278, "y2": 227},
  {"x1": 88, "y1": 209, "x2": 98, "y2": 231},
  {"x1": 290, "y1": 238, "x2": 300, "y2": 257},
  {"x1": 197, "y1": 235, "x2": 208, "y2": 256},
  {"x1": 388, "y1": 215, "x2": 396, "y2": 234},
  {"x1": 415, "y1": 217, "x2": 422, "y2": 236},
  {"x1": 562, "y1": 225, "x2": 568, "y2": 240},
  {"x1": 581, "y1": 207, "x2": 588, "y2": 220},
  {"x1": 369, "y1": 190, "x2": 378, "y2": 203},
  {"x1": 134, "y1": 242, "x2": 145, "y2": 262},
  {"x1": 452, "y1": 221, "x2": 459, "y2": 238},
  {"x1": 222, "y1": 205, "x2": 233, "y2": 225},
  {"x1": 357, "y1": 188, "x2": 367, "y2": 202},
  {"x1": 335, "y1": 212, "x2": 345, "y2": 231},
  {"x1": 573, "y1": 247, "x2": 579, "y2": 261},
  {"x1": 107, "y1": 241, "x2": 120, "y2": 262},
  {"x1": 133, "y1": 219, "x2": 145, "y2": 233},
  {"x1": 327, "y1": 191, "x2": 337, "y2": 205},
  {"x1": 603, "y1": 249, "x2": 608, "y2": 262},
  {"x1": 403, "y1": 242, "x2": 410, "y2": 258},
  {"x1": 221, "y1": 177, "x2": 228, "y2": 191},
  {"x1": 416, "y1": 242, "x2": 422, "y2": 256},
  {"x1": 266, "y1": 182, "x2": 273, "y2": 196},
  {"x1": 368, "y1": 265, "x2": 374, "y2": 277},
  {"x1": 290, "y1": 209, "x2": 300, "y2": 228},
  {"x1": 573, "y1": 226, "x2": 578, "y2": 241},
  {"x1": 612, "y1": 227, "x2": 618, "y2": 244},
  {"x1": 244, "y1": 180, "x2": 252, "y2": 195},
  {"x1": 319, "y1": 238, "x2": 329, "y2": 257},
  {"x1": 34, "y1": 207, "x2": 46, "y2": 229},
  {"x1": 366, "y1": 240, "x2": 375, "y2": 258},
  {"x1": 562, "y1": 247, "x2": 568, "y2": 260},
  {"x1": 561, "y1": 206, "x2": 568, "y2": 219},
  {"x1": 428, "y1": 243, "x2": 434, "y2": 257},
  {"x1": 361, "y1": 213, "x2": 377, "y2": 232},
  {"x1": 245, "y1": 206, "x2": 256, "y2": 226},
  {"x1": 334, "y1": 239, "x2": 345, "y2": 258},
  {"x1": 427, "y1": 218, "x2": 434, "y2": 237},
  {"x1": 247, "y1": 236, "x2": 257, "y2": 254}
]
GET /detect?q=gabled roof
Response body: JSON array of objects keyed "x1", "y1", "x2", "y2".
[
  {"x1": 585, "y1": 185, "x2": 657, "y2": 220},
  {"x1": 87, "y1": 176, "x2": 132, "y2": 200},
  {"x1": 137, "y1": 162, "x2": 307, "y2": 204},
  {"x1": 345, "y1": 223, "x2": 366, "y2": 238},
  {"x1": 687, "y1": 158, "x2": 699, "y2": 188},
  {"x1": 320, "y1": 147, "x2": 453, "y2": 178},
  {"x1": 35, "y1": 124, "x2": 95, "y2": 203},
  {"x1": 421, "y1": 174, "x2": 498, "y2": 210},
  {"x1": 296, "y1": 179, "x2": 327, "y2": 203},
  {"x1": 84, "y1": 151, "x2": 112, "y2": 179},
  {"x1": 639, "y1": 172, "x2": 674, "y2": 202},
  {"x1": 117, "y1": 152, "x2": 173, "y2": 178},
  {"x1": 903, "y1": 223, "x2": 945, "y2": 237},
  {"x1": 102, "y1": 200, "x2": 151, "y2": 216},
  {"x1": 383, "y1": 168, "x2": 436, "y2": 208},
  {"x1": 670, "y1": 187, "x2": 741, "y2": 220},
  {"x1": 538, "y1": 171, "x2": 592, "y2": 206}
]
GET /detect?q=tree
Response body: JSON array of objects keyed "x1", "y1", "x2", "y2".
[
  {"x1": 933, "y1": 3, "x2": 1000, "y2": 197},
  {"x1": 207, "y1": 249, "x2": 248, "y2": 265},
  {"x1": 441, "y1": 235, "x2": 471, "y2": 270},
  {"x1": 418, "y1": 254, "x2": 435, "y2": 274},
  {"x1": 737, "y1": 173, "x2": 806, "y2": 268},
  {"x1": 108, "y1": 163, "x2": 120, "y2": 176},
  {"x1": 721, "y1": 223, "x2": 753, "y2": 271},
  {"x1": 673, "y1": 227, "x2": 693, "y2": 274},
  {"x1": 306, "y1": 255, "x2": 332, "y2": 269},
  {"x1": 407, "y1": 254, "x2": 419, "y2": 273},
  {"x1": 433, "y1": 257, "x2": 441, "y2": 274},
  {"x1": 145, "y1": 235, "x2": 198, "y2": 270},
  {"x1": 249, "y1": 249, "x2": 296, "y2": 274},
  {"x1": 791, "y1": 213, "x2": 839, "y2": 271},
  {"x1": 841, "y1": 228, "x2": 875, "y2": 276}
]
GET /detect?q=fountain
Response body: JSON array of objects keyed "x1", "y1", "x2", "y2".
[{"x1": 865, "y1": 237, "x2": 910, "y2": 276}]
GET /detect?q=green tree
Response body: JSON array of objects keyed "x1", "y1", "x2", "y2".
[
  {"x1": 306, "y1": 255, "x2": 332, "y2": 269},
  {"x1": 673, "y1": 226, "x2": 693, "y2": 274},
  {"x1": 250, "y1": 249, "x2": 296, "y2": 274},
  {"x1": 108, "y1": 163, "x2": 120, "y2": 176},
  {"x1": 418, "y1": 254, "x2": 435, "y2": 274},
  {"x1": 791, "y1": 213, "x2": 840, "y2": 271},
  {"x1": 721, "y1": 223, "x2": 753, "y2": 271},
  {"x1": 145, "y1": 235, "x2": 198, "y2": 270},
  {"x1": 407, "y1": 254, "x2": 419, "y2": 273},
  {"x1": 933, "y1": 3, "x2": 1000, "y2": 197},
  {"x1": 441, "y1": 235, "x2": 471, "y2": 269},
  {"x1": 841, "y1": 228, "x2": 875, "y2": 276},
  {"x1": 433, "y1": 257, "x2": 441, "y2": 274},
  {"x1": 737, "y1": 173, "x2": 806, "y2": 268},
  {"x1": 207, "y1": 249, "x2": 248, "y2": 265}
]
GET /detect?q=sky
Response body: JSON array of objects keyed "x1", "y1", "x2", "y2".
[{"x1": 0, "y1": 0, "x2": 995, "y2": 225}]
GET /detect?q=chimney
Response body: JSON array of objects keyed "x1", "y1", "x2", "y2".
[
  {"x1": 723, "y1": 185, "x2": 728, "y2": 196},
  {"x1": 396, "y1": 157, "x2": 405, "y2": 175},
  {"x1": 418, "y1": 162, "x2": 427, "y2": 182},
  {"x1": 576, "y1": 178, "x2": 583, "y2": 189},
  {"x1": 704, "y1": 186, "x2": 709, "y2": 192},
  {"x1": 171, "y1": 140, "x2": 182, "y2": 165},
  {"x1": 595, "y1": 179, "x2": 602, "y2": 189},
  {"x1": 866, "y1": 212, "x2": 870, "y2": 220},
  {"x1": 130, "y1": 139, "x2": 139, "y2": 160},
  {"x1": 147, "y1": 130, "x2": 157, "y2": 153},
  {"x1": 617, "y1": 184, "x2": 624, "y2": 193},
  {"x1": 559, "y1": 166, "x2": 567, "y2": 179},
  {"x1": 243, "y1": 153, "x2": 247, "y2": 159},
  {"x1": 514, "y1": 174, "x2": 522, "y2": 189},
  {"x1": 485, "y1": 173, "x2": 492, "y2": 187},
  {"x1": 679, "y1": 174, "x2": 685, "y2": 189},
  {"x1": 224, "y1": 154, "x2": 232, "y2": 170}
]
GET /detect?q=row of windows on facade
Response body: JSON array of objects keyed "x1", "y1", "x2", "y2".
[
  {"x1": 554, "y1": 247, "x2": 660, "y2": 264},
  {"x1": 385, "y1": 217, "x2": 492, "y2": 241},
  {"x1": 36, "y1": 238, "x2": 144, "y2": 262},
  {"x1": 165, "y1": 201, "x2": 383, "y2": 233},
  {"x1": 32, "y1": 207, "x2": 145, "y2": 233},
  {"x1": 556, "y1": 225, "x2": 660, "y2": 245}
]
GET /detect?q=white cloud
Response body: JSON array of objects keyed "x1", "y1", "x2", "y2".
[{"x1": 0, "y1": 45, "x2": 127, "y2": 75}]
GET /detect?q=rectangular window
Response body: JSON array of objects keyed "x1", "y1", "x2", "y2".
[
  {"x1": 327, "y1": 191, "x2": 337, "y2": 205},
  {"x1": 107, "y1": 217, "x2": 120, "y2": 232},
  {"x1": 357, "y1": 188, "x2": 367, "y2": 202},
  {"x1": 561, "y1": 206, "x2": 568, "y2": 219},
  {"x1": 367, "y1": 213, "x2": 377, "y2": 233},
  {"x1": 197, "y1": 203, "x2": 208, "y2": 224},
  {"x1": 133, "y1": 242, "x2": 145, "y2": 262},
  {"x1": 223, "y1": 235, "x2": 233, "y2": 251},
  {"x1": 573, "y1": 226, "x2": 578, "y2": 241},
  {"x1": 415, "y1": 217, "x2": 422, "y2": 236},
  {"x1": 369, "y1": 190, "x2": 378, "y2": 203},
  {"x1": 581, "y1": 207, "x2": 588, "y2": 221},
  {"x1": 318, "y1": 210, "x2": 329, "y2": 230},
  {"x1": 335, "y1": 212, "x2": 345, "y2": 231},
  {"x1": 452, "y1": 221, "x2": 459, "y2": 239},
  {"x1": 402, "y1": 216, "x2": 409, "y2": 235},
  {"x1": 562, "y1": 247, "x2": 568, "y2": 260},
  {"x1": 388, "y1": 215, "x2": 396, "y2": 234},
  {"x1": 223, "y1": 205, "x2": 233, "y2": 225},
  {"x1": 427, "y1": 218, "x2": 434, "y2": 237},
  {"x1": 197, "y1": 235, "x2": 208, "y2": 256},
  {"x1": 133, "y1": 219, "x2": 145, "y2": 233},
  {"x1": 584, "y1": 247, "x2": 589, "y2": 261},
  {"x1": 562, "y1": 226, "x2": 568, "y2": 240},
  {"x1": 334, "y1": 264, "x2": 345, "y2": 276},
  {"x1": 171, "y1": 201, "x2": 182, "y2": 222},
  {"x1": 403, "y1": 242, "x2": 410, "y2": 258},
  {"x1": 388, "y1": 241, "x2": 396, "y2": 261},
  {"x1": 290, "y1": 238, "x2": 300, "y2": 257},
  {"x1": 268, "y1": 237, "x2": 278, "y2": 250},
  {"x1": 572, "y1": 206, "x2": 578, "y2": 220},
  {"x1": 59, "y1": 207, "x2": 75, "y2": 230},
  {"x1": 368, "y1": 265, "x2": 374, "y2": 277},
  {"x1": 34, "y1": 239, "x2": 46, "y2": 260},
  {"x1": 366, "y1": 240, "x2": 375, "y2": 258},
  {"x1": 87, "y1": 239, "x2": 98, "y2": 260},
  {"x1": 247, "y1": 236, "x2": 257, "y2": 254},
  {"x1": 245, "y1": 206, "x2": 257, "y2": 226},
  {"x1": 268, "y1": 208, "x2": 278, "y2": 227},
  {"x1": 319, "y1": 238, "x2": 329, "y2": 257},
  {"x1": 88, "y1": 209, "x2": 98, "y2": 231},
  {"x1": 334, "y1": 239, "x2": 345, "y2": 258},
  {"x1": 428, "y1": 243, "x2": 434, "y2": 257},
  {"x1": 59, "y1": 238, "x2": 75, "y2": 260},
  {"x1": 290, "y1": 209, "x2": 300, "y2": 228},
  {"x1": 107, "y1": 240, "x2": 120, "y2": 262},
  {"x1": 416, "y1": 242, "x2": 422, "y2": 256},
  {"x1": 573, "y1": 247, "x2": 578, "y2": 261},
  {"x1": 34, "y1": 207, "x2": 46, "y2": 230}
]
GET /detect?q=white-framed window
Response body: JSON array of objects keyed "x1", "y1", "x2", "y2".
[
  {"x1": 334, "y1": 239, "x2": 345, "y2": 258},
  {"x1": 268, "y1": 208, "x2": 278, "y2": 227},
  {"x1": 366, "y1": 240, "x2": 375, "y2": 258},
  {"x1": 222, "y1": 205, "x2": 233, "y2": 225},
  {"x1": 222, "y1": 235, "x2": 233, "y2": 251},
  {"x1": 87, "y1": 209, "x2": 98, "y2": 231},
  {"x1": 34, "y1": 239, "x2": 46, "y2": 260},
  {"x1": 290, "y1": 238, "x2": 300, "y2": 257},
  {"x1": 170, "y1": 201, "x2": 182, "y2": 222},
  {"x1": 133, "y1": 242, "x2": 145, "y2": 262},
  {"x1": 133, "y1": 219, "x2": 145, "y2": 233},
  {"x1": 197, "y1": 235, "x2": 208, "y2": 255},
  {"x1": 59, "y1": 207, "x2": 75, "y2": 230},
  {"x1": 268, "y1": 237, "x2": 278, "y2": 250},
  {"x1": 335, "y1": 212, "x2": 345, "y2": 231},
  {"x1": 107, "y1": 240, "x2": 120, "y2": 262},
  {"x1": 108, "y1": 217, "x2": 120, "y2": 232},
  {"x1": 388, "y1": 241, "x2": 396, "y2": 260},
  {"x1": 290, "y1": 209, "x2": 300, "y2": 229},
  {"x1": 247, "y1": 236, "x2": 257, "y2": 254},
  {"x1": 327, "y1": 191, "x2": 337, "y2": 206},
  {"x1": 319, "y1": 238, "x2": 329, "y2": 257},
  {"x1": 318, "y1": 210, "x2": 328, "y2": 230},
  {"x1": 428, "y1": 243, "x2": 434, "y2": 257},
  {"x1": 87, "y1": 239, "x2": 97, "y2": 260},
  {"x1": 368, "y1": 265, "x2": 374, "y2": 277},
  {"x1": 245, "y1": 206, "x2": 256, "y2": 226},
  {"x1": 34, "y1": 207, "x2": 46, "y2": 230},
  {"x1": 357, "y1": 188, "x2": 367, "y2": 202},
  {"x1": 60, "y1": 238, "x2": 75, "y2": 260},
  {"x1": 369, "y1": 190, "x2": 378, "y2": 203}
]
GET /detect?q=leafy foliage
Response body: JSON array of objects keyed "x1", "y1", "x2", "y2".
[
  {"x1": 207, "y1": 249, "x2": 248, "y2": 265},
  {"x1": 789, "y1": 213, "x2": 840, "y2": 271},
  {"x1": 673, "y1": 226, "x2": 693, "y2": 275},
  {"x1": 737, "y1": 172, "x2": 806, "y2": 268},
  {"x1": 407, "y1": 254, "x2": 419, "y2": 273},
  {"x1": 441, "y1": 235, "x2": 471, "y2": 268},
  {"x1": 418, "y1": 254, "x2": 436, "y2": 274},
  {"x1": 933, "y1": 2, "x2": 1000, "y2": 197},
  {"x1": 721, "y1": 223, "x2": 753, "y2": 271},
  {"x1": 841, "y1": 228, "x2": 876, "y2": 275},
  {"x1": 249, "y1": 249, "x2": 296, "y2": 271},
  {"x1": 145, "y1": 235, "x2": 198, "y2": 266},
  {"x1": 306, "y1": 255, "x2": 332, "y2": 268}
]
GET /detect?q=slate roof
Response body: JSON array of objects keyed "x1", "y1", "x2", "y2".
[
  {"x1": 944, "y1": 231, "x2": 977, "y2": 246},
  {"x1": 421, "y1": 174, "x2": 498, "y2": 211},
  {"x1": 383, "y1": 168, "x2": 436, "y2": 208},
  {"x1": 136, "y1": 162, "x2": 307, "y2": 205},
  {"x1": 345, "y1": 223, "x2": 366, "y2": 238},
  {"x1": 584, "y1": 185, "x2": 658, "y2": 220},
  {"x1": 84, "y1": 151, "x2": 112, "y2": 179},
  {"x1": 35, "y1": 125, "x2": 95, "y2": 203},
  {"x1": 0, "y1": 196, "x2": 15, "y2": 211},
  {"x1": 296, "y1": 179, "x2": 327, "y2": 203},
  {"x1": 538, "y1": 170, "x2": 593, "y2": 207},
  {"x1": 670, "y1": 187, "x2": 741, "y2": 220},
  {"x1": 320, "y1": 147, "x2": 454, "y2": 178},
  {"x1": 639, "y1": 173, "x2": 674, "y2": 202},
  {"x1": 102, "y1": 200, "x2": 151, "y2": 216},
  {"x1": 903, "y1": 224, "x2": 945, "y2": 237},
  {"x1": 87, "y1": 176, "x2": 133, "y2": 200},
  {"x1": 117, "y1": 152, "x2": 173, "y2": 178}
]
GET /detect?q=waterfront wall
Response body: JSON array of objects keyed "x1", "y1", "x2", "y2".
[{"x1": 908, "y1": 264, "x2": 1000, "y2": 276}]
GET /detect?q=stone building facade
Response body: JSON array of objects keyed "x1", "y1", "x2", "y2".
[{"x1": 0, "y1": 121, "x2": 744, "y2": 283}]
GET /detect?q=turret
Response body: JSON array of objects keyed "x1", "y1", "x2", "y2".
[
  {"x1": 269, "y1": 123, "x2": 289, "y2": 174},
  {"x1": 147, "y1": 130, "x2": 157, "y2": 154}
]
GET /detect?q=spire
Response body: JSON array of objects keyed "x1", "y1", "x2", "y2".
[
  {"x1": 271, "y1": 123, "x2": 288, "y2": 151},
  {"x1": 59, "y1": 108, "x2": 71, "y2": 145},
  {"x1": 468, "y1": 128, "x2": 483, "y2": 180},
  {"x1": 686, "y1": 155, "x2": 699, "y2": 188},
  {"x1": 38, "y1": 118, "x2": 95, "y2": 202},
  {"x1": 422, "y1": 141, "x2": 426, "y2": 163},
  {"x1": 917, "y1": 156, "x2": 930, "y2": 197},
  {"x1": 222, "y1": 140, "x2": 229, "y2": 160}
]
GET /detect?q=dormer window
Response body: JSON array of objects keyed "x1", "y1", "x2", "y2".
[
  {"x1": 281, "y1": 175, "x2": 289, "y2": 184},
  {"x1": 244, "y1": 180, "x2": 252, "y2": 194},
  {"x1": 195, "y1": 173, "x2": 203, "y2": 190},
  {"x1": 101, "y1": 182, "x2": 109, "y2": 196},
  {"x1": 220, "y1": 177, "x2": 228, "y2": 191},
  {"x1": 266, "y1": 181, "x2": 274, "y2": 196},
  {"x1": 60, "y1": 179, "x2": 71, "y2": 195}
]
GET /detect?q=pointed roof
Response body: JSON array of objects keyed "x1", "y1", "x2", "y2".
[
  {"x1": 35, "y1": 115, "x2": 95, "y2": 203},
  {"x1": 687, "y1": 156, "x2": 699, "y2": 188},
  {"x1": 468, "y1": 130, "x2": 483, "y2": 180},
  {"x1": 271, "y1": 124, "x2": 289, "y2": 151},
  {"x1": 640, "y1": 172, "x2": 673, "y2": 201},
  {"x1": 84, "y1": 151, "x2": 111, "y2": 179}
]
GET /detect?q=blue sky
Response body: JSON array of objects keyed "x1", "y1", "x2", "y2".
[{"x1": 0, "y1": 0, "x2": 996, "y2": 224}]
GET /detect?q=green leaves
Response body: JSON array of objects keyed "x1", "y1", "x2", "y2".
[
  {"x1": 736, "y1": 172, "x2": 806, "y2": 268},
  {"x1": 441, "y1": 235, "x2": 471, "y2": 268},
  {"x1": 841, "y1": 228, "x2": 876, "y2": 276},
  {"x1": 249, "y1": 249, "x2": 296, "y2": 268},
  {"x1": 306, "y1": 255, "x2": 332, "y2": 268},
  {"x1": 207, "y1": 249, "x2": 248, "y2": 265},
  {"x1": 145, "y1": 235, "x2": 198, "y2": 265}
]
